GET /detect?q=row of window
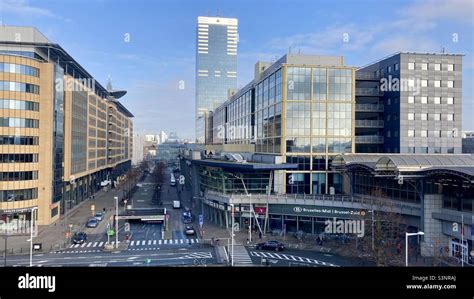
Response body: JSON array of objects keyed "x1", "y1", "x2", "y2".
[
  {"x1": 407, "y1": 79, "x2": 455, "y2": 88},
  {"x1": 407, "y1": 130, "x2": 456, "y2": 138},
  {"x1": 406, "y1": 96, "x2": 454, "y2": 105},
  {"x1": 0, "y1": 154, "x2": 38, "y2": 163},
  {"x1": 0, "y1": 99, "x2": 39, "y2": 111},
  {"x1": 0, "y1": 117, "x2": 39, "y2": 128},
  {"x1": 407, "y1": 62, "x2": 454, "y2": 71},
  {"x1": 0, "y1": 188, "x2": 38, "y2": 202},
  {"x1": 0, "y1": 81, "x2": 40, "y2": 94},
  {"x1": 405, "y1": 147, "x2": 455, "y2": 154},
  {"x1": 0, "y1": 135, "x2": 39, "y2": 145},
  {"x1": 407, "y1": 113, "x2": 454, "y2": 121},
  {"x1": 0, "y1": 171, "x2": 38, "y2": 181},
  {"x1": 0, "y1": 63, "x2": 39, "y2": 77}
]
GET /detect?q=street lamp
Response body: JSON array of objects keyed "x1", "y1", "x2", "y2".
[
  {"x1": 406, "y1": 231, "x2": 424, "y2": 266},
  {"x1": 114, "y1": 196, "x2": 119, "y2": 248},
  {"x1": 230, "y1": 203, "x2": 235, "y2": 267},
  {"x1": 29, "y1": 207, "x2": 38, "y2": 267}
]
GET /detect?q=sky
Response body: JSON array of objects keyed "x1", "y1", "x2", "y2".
[{"x1": 0, "y1": 0, "x2": 473, "y2": 140}]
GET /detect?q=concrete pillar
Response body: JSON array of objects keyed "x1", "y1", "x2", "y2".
[{"x1": 421, "y1": 194, "x2": 448, "y2": 257}]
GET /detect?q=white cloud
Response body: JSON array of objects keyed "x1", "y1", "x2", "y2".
[{"x1": 399, "y1": 0, "x2": 474, "y2": 25}]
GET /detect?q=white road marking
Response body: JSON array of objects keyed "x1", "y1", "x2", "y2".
[
  {"x1": 148, "y1": 240, "x2": 152, "y2": 245},
  {"x1": 131, "y1": 241, "x2": 135, "y2": 246},
  {"x1": 98, "y1": 242, "x2": 104, "y2": 247},
  {"x1": 80, "y1": 243, "x2": 86, "y2": 248},
  {"x1": 164, "y1": 240, "x2": 168, "y2": 244},
  {"x1": 153, "y1": 240, "x2": 157, "y2": 245},
  {"x1": 158, "y1": 240, "x2": 162, "y2": 245},
  {"x1": 92, "y1": 242, "x2": 98, "y2": 247},
  {"x1": 190, "y1": 239, "x2": 194, "y2": 244},
  {"x1": 87, "y1": 242, "x2": 93, "y2": 247},
  {"x1": 180, "y1": 239, "x2": 184, "y2": 244}
]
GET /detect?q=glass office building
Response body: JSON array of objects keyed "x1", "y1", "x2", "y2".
[
  {"x1": 195, "y1": 16, "x2": 238, "y2": 143},
  {"x1": 209, "y1": 54, "x2": 356, "y2": 195}
]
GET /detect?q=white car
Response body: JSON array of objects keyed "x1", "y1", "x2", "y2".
[
  {"x1": 173, "y1": 200, "x2": 181, "y2": 209},
  {"x1": 184, "y1": 226, "x2": 195, "y2": 235}
]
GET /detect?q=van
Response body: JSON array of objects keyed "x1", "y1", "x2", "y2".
[{"x1": 173, "y1": 200, "x2": 181, "y2": 209}]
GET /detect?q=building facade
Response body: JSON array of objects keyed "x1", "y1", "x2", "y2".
[
  {"x1": 355, "y1": 52, "x2": 463, "y2": 154},
  {"x1": 208, "y1": 54, "x2": 356, "y2": 195},
  {"x1": 195, "y1": 16, "x2": 238, "y2": 143},
  {"x1": 0, "y1": 26, "x2": 133, "y2": 226}
]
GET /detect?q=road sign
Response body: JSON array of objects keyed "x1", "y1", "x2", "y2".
[
  {"x1": 179, "y1": 175, "x2": 185, "y2": 185},
  {"x1": 199, "y1": 214, "x2": 203, "y2": 225},
  {"x1": 107, "y1": 229, "x2": 115, "y2": 236},
  {"x1": 233, "y1": 223, "x2": 239, "y2": 232}
]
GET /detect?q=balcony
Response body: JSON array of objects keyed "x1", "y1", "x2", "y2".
[
  {"x1": 355, "y1": 103, "x2": 384, "y2": 112},
  {"x1": 355, "y1": 72, "x2": 381, "y2": 81},
  {"x1": 355, "y1": 135, "x2": 384, "y2": 144},
  {"x1": 355, "y1": 119, "x2": 384, "y2": 128},
  {"x1": 355, "y1": 88, "x2": 383, "y2": 97}
]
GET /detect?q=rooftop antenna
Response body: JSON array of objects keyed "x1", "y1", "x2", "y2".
[
  {"x1": 106, "y1": 75, "x2": 112, "y2": 90},
  {"x1": 441, "y1": 46, "x2": 445, "y2": 54}
]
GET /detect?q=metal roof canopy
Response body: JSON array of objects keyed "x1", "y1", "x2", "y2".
[
  {"x1": 333, "y1": 154, "x2": 474, "y2": 181},
  {"x1": 193, "y1": 159, "x2": 298, "y2": 170}
]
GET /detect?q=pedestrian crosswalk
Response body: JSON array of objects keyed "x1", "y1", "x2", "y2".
[
  {"x1": 231, "y1": 245, "x2": 253, "y2": 266},
  {"x1": 52, "y1": 238, "x2": 201, "y2": 254},
  {"x1": 249, "y1": 251, "x2": 338, "y2": 267},
  {"x1": 128, "y1": 238, "x2": 200, "y2": 251}
]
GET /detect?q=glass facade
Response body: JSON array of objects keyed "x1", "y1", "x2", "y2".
[
  {"x1": 0, "y1": 117, "x2": 39, "y2": 128},
  {"x1": 0, "y1": 81, "x2": 39, "y2": 94},
  {"x1": 0, "y1": 136, "x2": 38, "y2": 145},
  {"x1": 52, "y1": 64, "x2": 64, "y2": 204},
  {"x1": 0, "y1": 188, "x2": 38, "y2": 202},
  {"x1": 0, "y1": 99, "x2": 39, "y2": 111},
  {"x1": 196, "y1": 17, "x2": 237, "y2": 143},
  {"x1": 0, "y1": 63, "x2": 39, "y2": 77},
  {"x1": 284, "y1": 66, "x2": 354, "y2": 194}
]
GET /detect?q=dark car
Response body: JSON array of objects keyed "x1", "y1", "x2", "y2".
[
  {"x1": 256, "y1": 240, "x2": 285, "y2": 251},
  {"x1": 72, "y1": 232, "x2": 87, "y2": 244}
]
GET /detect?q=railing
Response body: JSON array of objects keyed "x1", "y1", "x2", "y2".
[
  {"x1": 355, "y1": 120, "x2": 384, "y2": 128},
  {"x1": 355, "y1": 103, "x2": 384, "y2": 112},
  {"x1": 355, "y1": 135, "x2": 384, "y2": 144},
  {"x1": 355, "y1": 88, "x2": 383, "y2": 96},
  {"x1": 355, "y1": 72, "x2": 381, "y2": 81}
]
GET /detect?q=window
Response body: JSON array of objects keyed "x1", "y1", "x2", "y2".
[
  {"x1": 408, "y1": 130, "x2": 415, "y2": 137},
  {"x1": 387, "y1": 66, "x2": 392, "y2": 73},
  {"x1": 447, "y1": 147, "x2": 454, "y2": 154},
  {"x1": 447, "y1": 114, "x2": 454, "y2": 121},
  {"x1": 420, "y1": 130, "x2": 428, "y2": 137},
  {"x1": 408, "y1": 96, "x2": 414, "y2": 103},
  {"x1": 420, "y1": 63, "x2": 428, "y2": 70},
  {"x1": 407, "y1": 79, "x2": 415, "y2": 87},
  {"x1": 433, "y1": 114, "x2": 441, "y2": 121},
  {"x1": 421, "y1": 96, "x2": 427, "y2": 104},
  {"x1": 394, "y1": 131, "x2": 399, "y2": 137},
  {"x1": 420, "y1": 113, "x2": 428, "y2": 121},
  {"x1": 430, "y1": 130, "x2": 441, "y2": 137},
  {"x1": 387, "y1": 114, "x2": 391, "y2": 121},
  {"x1": 446, "y1": 97, "x2": 454, "y2": 105},
  {"x1": 421, "y1": 80, "x2": 428, "y2": 87},
  {"x1": 433, "y1": 80, "x2": 441, "y2": 87},
  {"x1": 447, "y1": 81, "x2": 454, "y2": 88},
  {"x1": 433, "y1": 63, "x2": 441, "y2": 71},
  {"x1": 387, "y1": 98, "x2": 391, "y2": 105},
  {"x1": 408, "y1": 113, "x2": 415, "y2": 120},
  {"x1": 433, "y1": 147, "x2": 442, "y2": 154},
  {"x1": 387, "y1": 131, "x2": 391, "y2": 138},
  {"x1": 446, "y1": 64, "x2": 454, "y2": 71},
  {"x1": 395, "y1": 63, "x2": 399, "y2": 71},
  {"x1": 433, "y1": 97, "x2": 441, "y2": 104},
  {"x1": 407, "y1": 147, "x2": 415, "y2": 153},
  {"x1": 408, "y1": 62, "x2": 415, "y2": 70}
]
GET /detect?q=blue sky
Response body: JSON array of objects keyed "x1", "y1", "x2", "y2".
[{"x1": 1, "y1": 0, "x2": 472, "y2": 139}]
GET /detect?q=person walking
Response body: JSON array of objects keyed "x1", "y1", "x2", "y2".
[{"x1": 258, "y1": 231, "x2": 262, "y2": 240}]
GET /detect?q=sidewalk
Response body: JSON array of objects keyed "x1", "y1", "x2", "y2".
[{"x1": 1, "y1": 182, "x2": 129, "y2": 255}]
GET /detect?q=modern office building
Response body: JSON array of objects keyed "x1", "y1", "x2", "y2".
[
  {"x1": 132, "y1": 133, "x2": 145, "y2": 165},
  {"x1": 195, "y1": 16, "x2": 238, "y2": 143},
  {"x1": 208, "y1": 54, "x2": 355, "y2": 195},
  {"x1": 0, "y1": 26, "x2": 133, "y2": 226},
  {"x1": 180, "y1": 52, "x2": 471, "y2": 262},
  {"x1": 355, "y1": 52, "x2": 463, "y2": 154},
  {"x1": 462, "y1": 131, "x2": 474, "y2": 153}
]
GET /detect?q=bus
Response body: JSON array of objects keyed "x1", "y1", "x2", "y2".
[{"x1": 170, "y1": 173, "x2": 176, "y2": 186}]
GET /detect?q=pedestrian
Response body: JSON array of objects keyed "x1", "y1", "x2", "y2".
[
  {"x1": 396, "y1": 242, "x2": 401, "y2": 255},
  {"x1": 258, "y1": 231, "x2": 262, "y2": 240},
  {"x1": 103, "y1": 207, "x2": 106, "y2": 213}
]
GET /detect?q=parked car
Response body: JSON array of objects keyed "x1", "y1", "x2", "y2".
[
  {"x1": 86, "y1": 218, "x2": 98, "y2": 228},
  {"x1": 94, "y1": 212, "x2": 104, "y2": 221},
  {"x1": 184, "y1": 226, "x2": 195, "y2": 235},
  {"x1": 256, "y1": 240, "x2": 285, "y2": 251},
  {"x1": 72, "y1": 232, "x2": 87, "y2": 244},
  {"x1": 182, "y1": 215, "x2": 192, "y2": 224}
]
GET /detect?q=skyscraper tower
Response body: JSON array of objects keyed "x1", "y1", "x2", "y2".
[{"x1": 195, "y1": 16, "x2": 238, "y2": 143}]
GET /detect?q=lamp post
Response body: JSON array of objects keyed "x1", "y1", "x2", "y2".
[
  {"x1": 114, "y1": 196, "x2": 119, "y2": 248},
  {"x1": 406, "y1": 231, "x2": 424, "y2": 266},
  {"x1": 230, "y1": 203, "x2": 234, "y2": 267},
  {"x1": 29, "y1": 207, "x2": 38, "y2": 267}
]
